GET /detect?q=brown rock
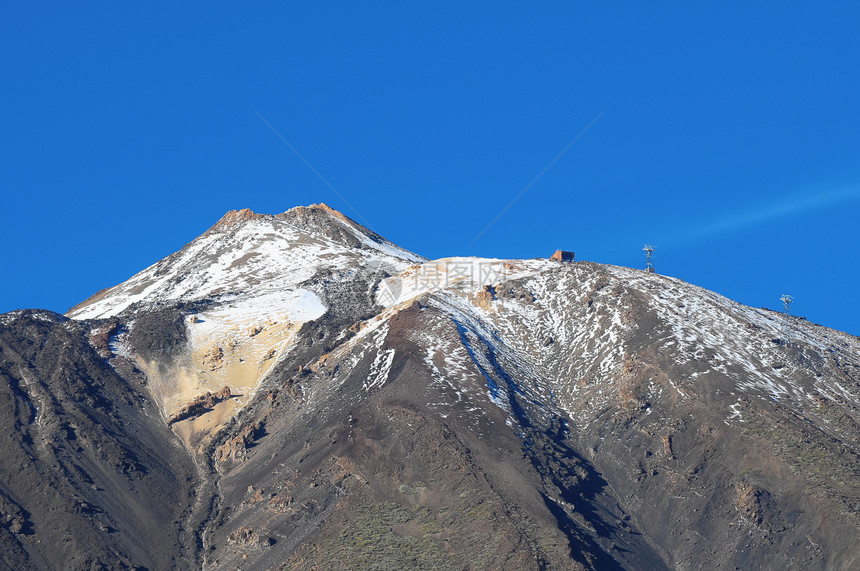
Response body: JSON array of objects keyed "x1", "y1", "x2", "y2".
[
  {"x1": 473, "y1": 285, "x2": 496, "y2": 308},
  {"x1": 227, "y1": 526, "x2": 261, "y2": 546},
  {"x1": 167, "y1": 386, "x2": 232, "y2": 426},
  {"x1": 88, "y1": 319, "x2": 120, "y2": 359},
  {"x1": 202, "y1": 346, "x2": 225, "y2": 371},
  {"x1": 215, "y1": 420, "x2": 264, "y2": 465},
  {"x1": 248, "y1": 488, "x2": 265, "y2": 505},
  {"x1": 207, "y1": 208, "x2": 265, "y2": 233}
]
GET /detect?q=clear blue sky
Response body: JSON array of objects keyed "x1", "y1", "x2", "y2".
[{"x1": 2, "y1": 2, "x2": 859, "y2": 335}]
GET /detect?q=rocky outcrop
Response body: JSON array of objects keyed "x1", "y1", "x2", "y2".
[
  {"x1": 167, "y1": 386, "x2": 232, "y2": 426},
  {"x1": 214, "y1": 419, "x2": 264, "y2": 466},
  {"x1": 206, "y1": 208, "x2": 265, "y2": 234},
  {"x1": 226, "y1": 526, "x2": 273, "y2": 548},
  {"x1": 87, "y1": 318, "x2": 119, "y2": 358},
  {"x1": 201, "y1": 346, "x2": 225, "y2": 371},
  {"x1": 473, "y1": 284, "x2": 496, "y2": 307}
]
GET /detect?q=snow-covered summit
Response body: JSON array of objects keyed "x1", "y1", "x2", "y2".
[
  {"x1": 64, "y1": 202, "x2": 860, "y2": 439},
  {"x1": 66, "y1": 203, "x2": 423, "y2": 320}
]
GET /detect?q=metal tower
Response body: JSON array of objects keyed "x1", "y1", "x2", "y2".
[
  {"x1": 643, "y1": 245, "x2": 656, "y2": 273},
  {"x1": 780, "y1": 294, "x2": 794, "y2": 346}
]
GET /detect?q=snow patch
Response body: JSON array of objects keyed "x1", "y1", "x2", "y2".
[{"x1": 364, "y1": 348, "x2": 395, "y2": 392}]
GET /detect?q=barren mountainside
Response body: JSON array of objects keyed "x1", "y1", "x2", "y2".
[{"x1": 2, "y1": 204, "x2": 860, "y2": 570}]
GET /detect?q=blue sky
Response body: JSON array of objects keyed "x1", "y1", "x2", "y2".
[{"x1": 2, "y1": 2, "x2": 859, "y2": 335}]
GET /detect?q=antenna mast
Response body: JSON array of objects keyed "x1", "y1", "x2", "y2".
[
  {"x1": 780, "y1": 294, "x2": 794, "y2": 346},
  {"x1": 643, "y1": 244, "x2": 656, "y2": 273}
]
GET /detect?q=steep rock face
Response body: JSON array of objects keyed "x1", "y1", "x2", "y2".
[
  {"x1": 1, "y1": 204, "x2": 859, "y2": 570},
  {"x1": 0, "y1": 311, "x2": 201, "y2": 570}
]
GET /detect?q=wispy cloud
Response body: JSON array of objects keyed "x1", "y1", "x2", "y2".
[
  {"x1": 698, "y1": 186, "x2": 860, "y2": 237},
  {"x1": 658, "y1": 184, "x2": 860, "y2": 247}
]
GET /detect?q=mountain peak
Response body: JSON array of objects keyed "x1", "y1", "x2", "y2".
[
  {"x1": 207, "y1": 203, "x2": 365, "y2": 240},
  {"x1": 207, "y1": 208, "x2": 266, "y2": 233},
  {"x1": 286, "y1": 202, "x2": 339, "y2": 216},
  {"x1": 66, "y1": 203, "x2": 421, "y2": 320}
]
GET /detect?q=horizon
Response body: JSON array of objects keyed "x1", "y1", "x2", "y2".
[{"x1": 2, "y1": 3, "x2": 859, "y2": 335}]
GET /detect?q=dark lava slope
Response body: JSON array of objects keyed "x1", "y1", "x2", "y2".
[
  {"x1": 202, "y1": 299, "x2": 667, "y2": 571},
  {"x1": 0, "y1": 311, "x2": 201, "y2": 570}
]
